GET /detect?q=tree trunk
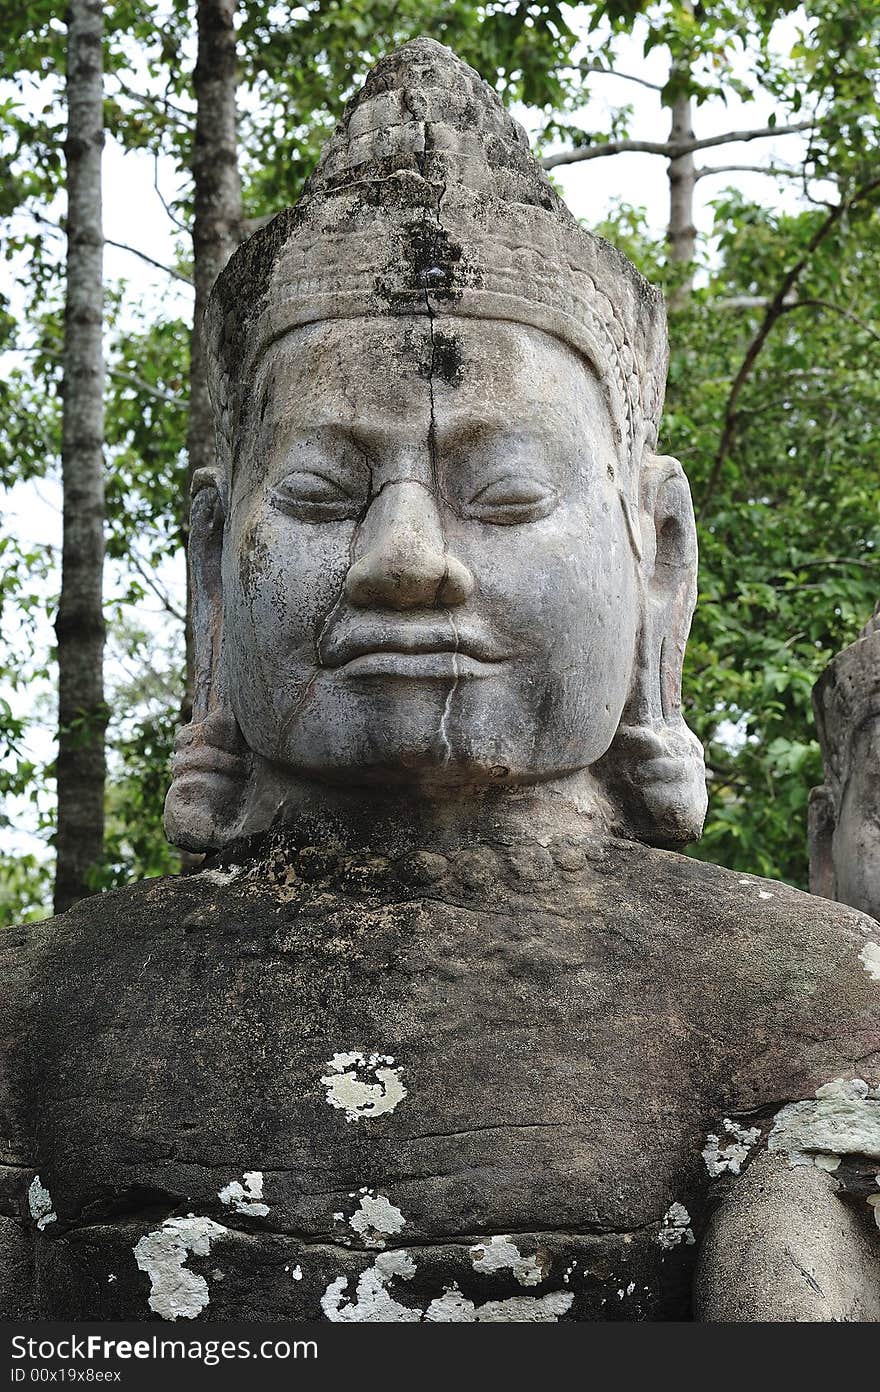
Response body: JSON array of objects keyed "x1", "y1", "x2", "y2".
[
  {"x1": 667, "y1": 88, "x2": 696, "y2": 307},
  {"x1": 54, "y1": 0, "x2": 106, "y2": 916},
  {"x1": 183, "y1": 0, "x2": 243, "y2": 722}
]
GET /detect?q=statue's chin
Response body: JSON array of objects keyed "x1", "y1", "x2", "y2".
[{"x1": 277, "y1": 747, "x2": 540, "y2": 794}]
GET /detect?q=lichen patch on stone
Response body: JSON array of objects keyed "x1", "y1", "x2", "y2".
[
  {"x1": 28, "y1": 1175, "x2": 57, "y2": 1231},
  {"x1": 348, "y1": 1191, "x2": 406, "y2": 1248},
  {"x1": 321, "y1": 1250, "x2": 420, "y2": 1322},
  {"x1": 859, "y1": 941, "x2": 880, "y2": 982},
  {"x1": 199, "y1": 864, "x2": 242, "y2": 885},
  {"x1": 425, "y1": 1286, "x2": 573, "y2": 1322},
  {"x1": 469, "y1": 1235, "x2": 548, "y2": 1286},
  {"x1": 768, "y1": 1077, "x2": 880, "y2": 1167},
  {"x1": 320, "y1": 1051, "x2": 406, "y2": 1122},
  {"x1": 702, "y1": 1118, "x2": 761, "y2": 1176},
  {"x1": 133, "y1": 1214, "x2": 228, "y2": 1320},
  {"x1": 218, "y1": 1170, "x2": 269, "y2": 1217},
  {"x1": 322, "y1": 1250, "x2": 573, "y2": 1323},
  {"x1": 657, "y1": 1202, "x2": 695, "y2": 1250}
]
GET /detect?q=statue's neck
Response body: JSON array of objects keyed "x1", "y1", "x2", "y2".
[{"x1": 235, "y1": 759, "x2": 613, "y2": 854}]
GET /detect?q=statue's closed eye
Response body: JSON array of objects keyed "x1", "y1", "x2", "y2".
[
  {"x1": 466, "y1": 474, "x2": 558, "y2": 525},
  {"x1": 271, "y1": 471, "x2": 361, "y2": 522}
]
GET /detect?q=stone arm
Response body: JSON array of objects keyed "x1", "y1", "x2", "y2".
[
  {"x1": 0, "y1": 927, "x2": 38, "y2": 1319},
  {"x1": 694, "y1": 1151, "x2": 880, "y2": 1322}
]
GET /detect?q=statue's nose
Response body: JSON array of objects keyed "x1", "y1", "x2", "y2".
[{"x1": 345, "y1": 481, "x2": 474, "y2": 609}]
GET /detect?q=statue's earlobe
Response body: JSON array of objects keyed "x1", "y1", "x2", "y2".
[
  {"x1": 597, "y1": 453, "x2": 708, "y2": 848},
  {"x1": 164, "y1": 470, "x2": 251, "y2": 852},
  {"x1": 808, "y1": 784, "x2": 837, "y2": 900}
]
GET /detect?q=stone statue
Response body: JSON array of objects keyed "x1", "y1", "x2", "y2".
[
  {"x1": 3, "y1": 40, "x2": 880, "y2": 1324},
  {"x1": 810, "y1": 603, "x2": 880, "y2": 922}
]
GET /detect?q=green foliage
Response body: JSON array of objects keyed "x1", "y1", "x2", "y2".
[
  {"x1": 3, "y1": 0, "x2": 880, "y2": 919},
  {"x1": 595, "y1": 191, "x2": 880, "y2": 885}
]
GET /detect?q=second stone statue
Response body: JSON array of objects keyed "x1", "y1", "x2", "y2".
[{"x1": 3, "y1": 38, "x2": 880, "y2": 1323}]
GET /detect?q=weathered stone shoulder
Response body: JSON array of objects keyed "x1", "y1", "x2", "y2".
[{"x1": 599, "y1": 838, "x2": 880, "y2": 1107}]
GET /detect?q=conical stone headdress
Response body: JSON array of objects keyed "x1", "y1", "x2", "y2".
[{"x1": 205, "y1": 37, "x2": 669, "y2": 520}]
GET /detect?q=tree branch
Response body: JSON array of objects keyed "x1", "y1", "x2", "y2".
[
  {"x1": 697, "y1": 175, "x2": 880, "y2": 519},
  {"x1": 126, "y1": 547, "x2": 186, "y2": 623},
  {"x1": 581, "y1": 62, "x2": 663, "y2": 92},
  {"x1": 112, "y1": 79, "x2": 192, "y2": 124},
  {"x1": 779, "y1": 297, "x2": 880, "y2": 345},
  {"x1": 541, "y1": 120, "x2": 814, "y2": 170},
  {"x1": 694, "y1": 162, "x2": 805, "y2": 182},
  {"x1": 7, "y1": 346, "x2": 186, "y2": 409},
  {"x1": 153, "y1": 152, "x2": 188, "y2": 233},
  {"x1": 712, "y1": 294, "x2": 797, "y2": 310},
  {"x1": 24, "y1": 210, "x2": 191, "y2": 283},
  {"x1": 103, "y1": 239, "x2": 192, "y2": 285},
  {"x1": 104, "y1": 237, "x2": 193, "y2": 285},
  {"x1": 107, "y1": 367, "x2": 187, "y2": 409}
]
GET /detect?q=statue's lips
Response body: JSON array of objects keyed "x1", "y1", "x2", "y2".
[
  {"x1": 322, "y1": 630, "x2": 504, "y2": 679},
  {"x1": 333, "y1": 651, "x2": 500, "y2": 679}
]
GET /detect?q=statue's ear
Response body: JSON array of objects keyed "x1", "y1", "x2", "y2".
[
  {"x1": 164, "y1": 469, "x2": 250, "y2": 852},
  {"x1": 596, "y1": 453, "x2": 708, "y2": 848},
  {"x1": 188, "y1": 467, "x2": 226, "y2": 726},
  {"x1": 808, "y1": 784, "x2": 837, "y2": 900}
]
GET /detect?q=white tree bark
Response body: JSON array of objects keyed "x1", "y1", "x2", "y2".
[
  {"x1": 183, "y1": 0, "x2": 244, "y2": 719},
  {"x1": 667, "y1": 89, "x2": 697, "y2": 306},
  {"x1": 54, "y1": 0, "x2": 106, "y2": 915}
]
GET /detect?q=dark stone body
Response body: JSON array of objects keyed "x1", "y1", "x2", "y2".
[{"x1": 2, "y1": 829, "x2": 879, "y2": 1321}]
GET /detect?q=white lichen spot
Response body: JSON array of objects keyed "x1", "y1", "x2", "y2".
[
  {"x1": 859, "y1": 941, "x2": 880, "y2": 982},
  {"x1": 768, "y1": 1078, "x2": 880, "y2": 1166},
  {"x1": 469, "y1": 1235, "x2": 548, "y2": 1287},
  {"x1": 199, "y1": 864, "x2": 242, "y2": 885},
  {"x1": 320, "y1": 1051, "x2": 407, "y2": 1122},
  {"x1": 322, "y1": 1250, "x2": 572, "y2": 1323},
  {"x1": 332, "y1": 1211, "x2": 344, "y2": 1222},
  {"x1": 758, "y1": 890, "x2": 772, "y2": 901},
  {"x1": 425, "y1": 1285, "x2": 573, "y2": 1323},
  {"x1": 291, "y1": 1264, "x2": 303, "y2": 1281},
  {"x1": 107, "y1": 1273, "x2": 117, "y2": 1283},
  {"x1": 657, "y1": 1202, "x2": 695, "y2": 1250},
  {"x1": 321, "y1": 1250, "x2": 420, "y2": 1323},
  {"x1": 28, "y1": 1176, "x2": 57, "y2": 1231},
  {"x1": 133, "y1": 1214, "x2": 227, "y2": 1321},
  {"x1": 702, "y1": 1118, "x2": 761, "y2": 1176},
  {"x1": 218, "y1": 1171, "x2": 269, "y2": 1218},
  {"x1": 867, "y1": 1195, "x2": 880, "y2": 1230},
  {"x1": 423, "y1": 1285, "x2": 476, "y2": 1321},
  {"x1": 348, "y1": 1192, "x2": 406, "y2": 1249}
]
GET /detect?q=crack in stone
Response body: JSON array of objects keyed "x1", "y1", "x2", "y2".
[
  {"x1": 417, "y1": 176, "x2": 463, "y2": 761},
  {"x1": 785, "y1": 1247, "x2": 827, "y2": 1303},
  {"x1": 59, "y1": 1215, "x2": 661, "y2": 1249}
]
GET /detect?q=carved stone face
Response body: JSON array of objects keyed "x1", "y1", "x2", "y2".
[{"x1": 221, "y1": 315, "x2": 640, "y2": 791}]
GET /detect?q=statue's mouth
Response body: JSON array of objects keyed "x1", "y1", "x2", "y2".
[
  {"x1": 322, "y1": 627, "x2": 505, "y2": 679},
  {"x1": 332, "y1": 651, "x2": 500, "y2": 679}
]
